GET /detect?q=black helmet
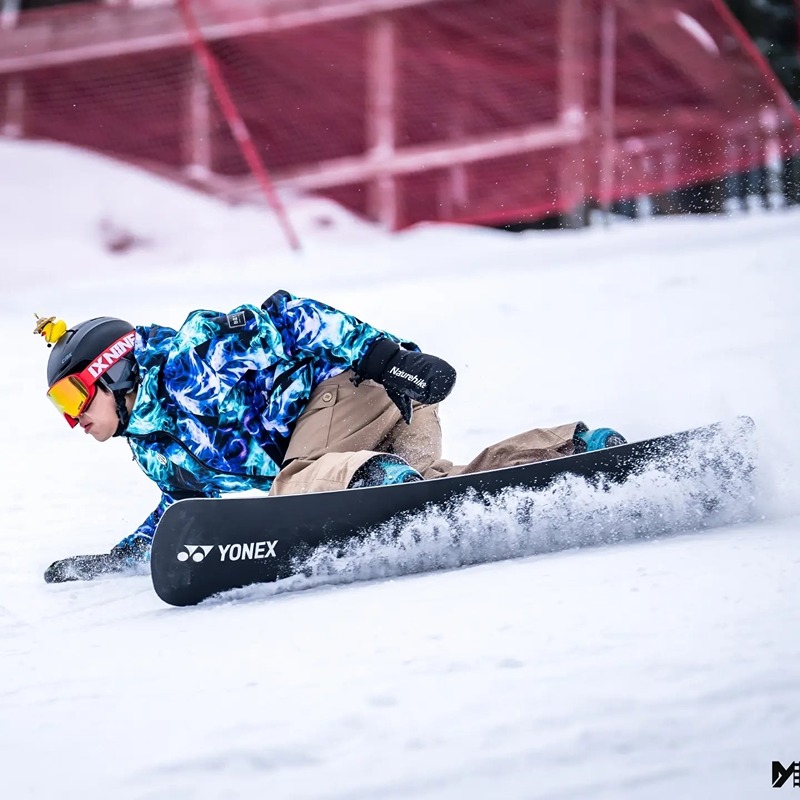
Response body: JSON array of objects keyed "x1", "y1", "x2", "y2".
[{"x1": 47, "y1": 317, "x2": 138, "y2": 394}]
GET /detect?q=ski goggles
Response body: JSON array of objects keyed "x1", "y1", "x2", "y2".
[
  {"x1": 47, "y1": 373, "x2": 99, "y2": 428},
  {"x1": 47, "y1": 331, "x2": 136, "y2": 427}
]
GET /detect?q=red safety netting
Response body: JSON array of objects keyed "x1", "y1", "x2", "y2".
[{"x1": 1, "y1": 0, "x2": 799, "y2": 235}]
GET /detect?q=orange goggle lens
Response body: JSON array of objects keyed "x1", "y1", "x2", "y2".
[{"x1": 46, "y1": 375, "x2": 97, "y2": 427}]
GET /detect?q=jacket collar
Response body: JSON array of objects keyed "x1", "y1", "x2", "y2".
[{"x1": 124, "y1": 325, "x2": 177, "y2": 437}]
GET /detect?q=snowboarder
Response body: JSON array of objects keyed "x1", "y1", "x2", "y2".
[{"x1": 35, "y1": 290, "x2": 624, "y2": 569}]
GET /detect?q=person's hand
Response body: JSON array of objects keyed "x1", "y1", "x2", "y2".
[
  {"x1": 356, "y1": 338, "x2": 456, "y2": 423},
  {"x1": 111, "y1": 533, "x2": 151, "y2": 564}
]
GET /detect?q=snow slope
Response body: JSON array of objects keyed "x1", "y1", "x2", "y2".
[{"x1": 1, "y1": 139, "x2": 799, "y2": 799}]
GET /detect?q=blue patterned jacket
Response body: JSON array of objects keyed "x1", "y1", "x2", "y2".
[{"x1": 122, "y1": 290, "x2": 405, "y2": 545}]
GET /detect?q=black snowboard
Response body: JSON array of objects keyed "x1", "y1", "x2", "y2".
[{"x1": 149, "y1": 416, "x2": 756, "y2": 606}]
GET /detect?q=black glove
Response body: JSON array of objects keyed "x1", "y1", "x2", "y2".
[
  {"x1": 355, "y1": 338, "x2": 457, "y2": 424},
  {"x1": 111, "y1": 533, "x2": 152, "y2": 564}
]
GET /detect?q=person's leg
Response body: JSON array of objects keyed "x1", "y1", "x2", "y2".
[
  {"x1": 381, "y1": 402, "x2": 454, "y2": 479},
  {"x1": 270, "y1": 371, "x2": 436, "y2": 495},
  {"x1": 272, "y1": 370, "x2": 626, "y2": 493},
  {"x1": 443, "y1": 423, "x2": 581, "y2": 476},
  {"x1": 371, "y1": 391, "x2": 602, "y2": 479},
  {"x1": 432, "y1": 421, "x2": 628, "y2": 478},
  {"x1": 378, "y1": 399, "x2": 587, "y2": 478},
  {"x1": 270, "y1": 450, "x2": 385, "y2": 495}
]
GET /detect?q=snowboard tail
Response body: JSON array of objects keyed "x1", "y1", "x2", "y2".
[{"x1": 149, "y1": 416, "x2": 757, "y2": 607}]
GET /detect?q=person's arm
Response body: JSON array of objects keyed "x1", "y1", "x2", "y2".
[
  {"x1": 264, "y1": 290, "x2": 457, "y2": 422},
  {"x1": 111, "y1": 489, "x2": 213, "y2": 561},
  {"x1": 262, "y1": 290, "x2": 407, "y2": 366},
  {"x1": 158, "y1": 295, "x2": 376, "y2": 418}
]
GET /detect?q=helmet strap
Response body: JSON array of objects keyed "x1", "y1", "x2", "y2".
[
  {"x1": 100, "y1": 360, "x2": 138, "y2": 437},
  {"x1": 112, "y1": 390, "x2": 131, "y2": 437}
]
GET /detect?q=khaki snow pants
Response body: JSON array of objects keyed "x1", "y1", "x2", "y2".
[{"x1": 269, "y1": 370, "x2": 580, "y2": 496}]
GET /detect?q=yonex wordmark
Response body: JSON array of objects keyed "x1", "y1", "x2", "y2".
[
  {"x1": 219, "y1": 541, "x2": 277, "y2": 561},
  {"x1": 176, "y1": 541, "x2": 277, "y2": 563}
]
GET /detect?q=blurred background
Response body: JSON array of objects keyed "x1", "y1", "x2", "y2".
[{"x1": 0, "y1": 0, "x2": 798, "y2": 243}]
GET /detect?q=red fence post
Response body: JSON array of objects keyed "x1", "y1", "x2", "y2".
[
  {"x1": 366, "y1": 14, "x2": 399, "y2": 230},
  {"x1": 598, "y1": 0, "x2": 617, "y2": 223},
  {"x1": 176, "y1": 0, "x2": 302, "y2": 252},
  {"x1": 558, "y1": 0, "x2": 588, "y2": 227}
]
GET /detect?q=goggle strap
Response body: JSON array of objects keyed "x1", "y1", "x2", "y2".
[{"x1": 72, "y1": 331, "x2": 136, "y2": 389}]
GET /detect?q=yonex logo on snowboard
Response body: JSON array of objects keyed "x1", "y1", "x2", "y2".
[
  {"x1": 178, "y1": 545, "x2": 214, "y2": 562},
  {"x1": 177, "y1": 541, "x2": 277, "y2": 563}
]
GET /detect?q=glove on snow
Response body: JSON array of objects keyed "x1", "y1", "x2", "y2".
[
  {"x1": 111, "y1": 533, "x2": 152, "y2": 564},
  {"x1": 355, "y1": 338, "x2": 456, "y2": 424}
]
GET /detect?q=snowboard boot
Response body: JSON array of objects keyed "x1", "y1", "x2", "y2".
[
  {"x1": 348, "y1": 454, "x2": 423, "y2": 489},
  {"x1": 573, "y1": 423, "x2": 627, "y2": 453}
]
